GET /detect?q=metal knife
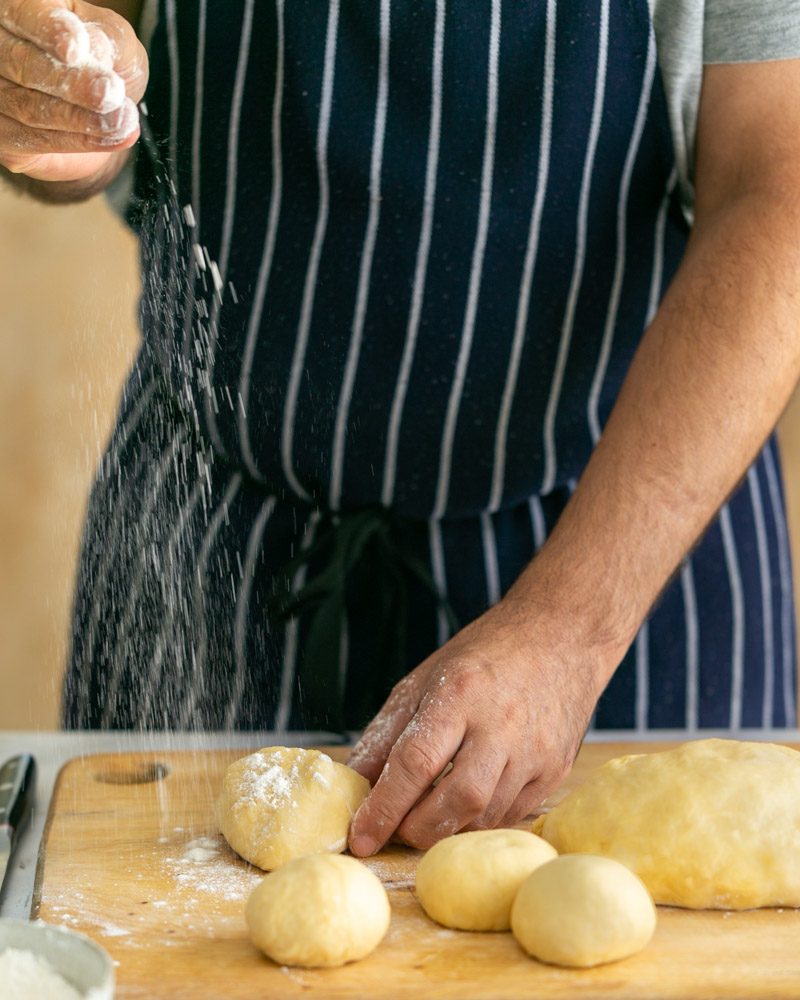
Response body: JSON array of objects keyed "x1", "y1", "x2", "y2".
[{"x1": 0, "y1": 754, "x2": 36, "y2": 902}]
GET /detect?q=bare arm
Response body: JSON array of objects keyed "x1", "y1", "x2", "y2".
[
  {"x1": 0, "y1": 0, "x2": 147, "y2": 203},
  {"x1": 515, "y1": 58, "x2": 800, "y2": 685},
  {"x1": 348, "y1": 57, "x2": 800, "y2": 855}
]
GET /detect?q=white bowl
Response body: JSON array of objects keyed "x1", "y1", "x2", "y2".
[{"x1": 0, "y1": 918, "x2": 114, "y2": 998}]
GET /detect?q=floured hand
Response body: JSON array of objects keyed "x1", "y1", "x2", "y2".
[
  {"x1": 0, "y1": 0, "x2": 147, "y2": 183},
  {"x1": 347, "y1": 593, "x2": 605, "y2": 855}
]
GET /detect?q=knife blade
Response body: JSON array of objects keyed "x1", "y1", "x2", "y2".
[{"x1": 0, "y1": 754, "x2": 36, "y2": 902}]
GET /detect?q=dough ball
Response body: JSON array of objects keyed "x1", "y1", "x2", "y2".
[
  {"x1": 533, "y1": 739, "x2": 800, "y2": 909},
  {"x1": 216, "y1": 747, "x2": 369, "y2": 870},
  {"x1": 415, "y1": 829, "x2": 557, "y2": 931},
  {"x1": 511, "y1": 855, "x2": 656, "y2": 968},
  {"x1": 246, "y1": 854, "x2": 391, "y2": 968}
]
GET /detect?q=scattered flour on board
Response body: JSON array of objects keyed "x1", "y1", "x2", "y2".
[
  {"x1": 0, "y1": 947, "x2": 83, "y2": 1000},
  {"x1": 42, "y1": 890, "x2": 133, "y2": 942},
  {"x1": 165, "y1": 836, "x2": 262, "y2": 904},
  {"x1": 46, "y1": 834, "x2": 262, "y2": 944},
  {"x1": 362, "y1": 857, "x2": 415, "y2": 890}
]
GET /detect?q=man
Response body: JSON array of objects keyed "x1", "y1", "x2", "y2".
[{"x1": 2, "y1": 0, "x2": 799, "y2": 857}]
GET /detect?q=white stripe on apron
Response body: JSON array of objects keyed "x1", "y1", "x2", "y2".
[
  {"x1": 239, "y1": 0, "x2": 286, "y2": 483},
  {"x1": 588, "y1": 29, "x2": 657, "y2": 443},
  {"x1": 540, "y1": 0, "x2": 609, "y2": 495},
  {"x1": 481, "y1": 511, "x2": 501, "y2": 607},
  {"x1": 226, "y1": 496, "x2": 277, "y2": 729},
  {"x1": 681, "y1": 560, "x2": 699, "y2": 731},
  {"x1": 203, "y1": 0, "x2": 255, "y2": 457},
  {"x1": 432, "y1": 0, "x2": 501, "y2": 519},
  {"x1": 164, "y1": 0, "x2": 179, "y2": 183},
  {"x1": 747, "y1": 466, "x2": 775, "y2": 728},
  {"x1": 140, "y1": 469, "x2": 208, "y2": 726},
  {"x1": 381, "y1": 0, "x2": 445, "y2": 507},
  {"x1": 489, "y1": 0, "x2": 556, "y2": 513},
  {"x1": 763, "y1": 443, "x2": 796, "y2": 725},
  {"x1": 282, "y1": 0, "x2": 341, "y2": 501},
  {"x1": 275, "y1": 509, "x2": 322, "y2": 732},
  {"x1": 100, "y1": 427, "x2": 188, "y2": 727},
  {"x1": 178, "y1": 472, "x2": 242, "y2": 728},
  {"x1": 429, "y1": 517, "x2": 450, "y2": 648},
  {"x1": 330, "y1": 0, "x2": 391, "y2": 509}
]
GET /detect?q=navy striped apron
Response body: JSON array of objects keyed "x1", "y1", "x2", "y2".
[{"x1": 64, "y1": 0, "x2": 797, "y2": 732}]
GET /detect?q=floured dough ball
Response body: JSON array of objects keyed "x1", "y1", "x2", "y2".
[
  {"x1": 533, "y1": 739, "x2": 800, "y2": 909},
  {"x1": 511, "y1": 855, "x2": 656, "y2": 968},
  {"x1": 415, "y1": 829, "x2": 557, "y2": 931},
  {"x1": 217, "y1": 747, "x2": 369, "y2": 870},
  {"x1": 246, "y1": 854, "x2": 391, "y2": 968}
]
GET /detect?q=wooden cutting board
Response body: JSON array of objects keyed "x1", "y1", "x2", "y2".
[{"x1": 33, "y1": 742, "x2": 800, "y2": 999}]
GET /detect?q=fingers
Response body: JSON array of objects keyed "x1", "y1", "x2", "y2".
[
  {"x1": 348, "y1": 674, "x2": 422, "y2": 785},
  {"x1": 461, "y1": 760, "x2": 527, "y2": 832},
  {"x1": 396, "y1": 736, "x2": 507, "y2": 849},
  {"x1": 0, "y1": 104, "x2": 138, "y2": 161},
  {"x1": 0, "y1": 78, "x2": 138, "y2": 140},
  {"x1": 348, "y1": 701, "x2": 466, "y2": 857},
  {"x1": 0, "y1": 2, "x2": 88, "y2": 64},
  {"x1": 77, "y1": 5, "x2": 149, "y2": 97},
  {"x1": 498, "y1": 777, "x2": 561, "y2": 829},
  {"x1": 0, "y1": 3, "x2": 146, "y2": 180},
  {"x1": 0, "y1": 2, "x2": 145, "y2": 86},
  {"x1": 0, "y1": 26, "x2": 125, "y2": 112}
]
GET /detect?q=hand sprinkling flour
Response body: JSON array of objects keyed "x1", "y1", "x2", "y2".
[{"x1": 0, "y1": 0, "x2": 148, "y2": 187}]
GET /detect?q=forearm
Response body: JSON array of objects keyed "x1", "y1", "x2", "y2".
[
  {"x1": 0, "y1": 148, "x2": 132, "y2": 203},
  {"x1": 507, "y1": 187, "x2": 800, "y2": 685}
]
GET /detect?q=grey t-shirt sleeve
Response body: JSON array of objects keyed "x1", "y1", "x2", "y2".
[
  {"x1": 652, "y1": 0, "x2": 800, "y2": 223},
  {"x1": 704, "y1": 0, "x2": 800, "y2": 64}
]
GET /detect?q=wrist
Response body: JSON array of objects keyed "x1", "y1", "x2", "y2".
[{"x1": 502, "y1": 537, "x2": 638, "y2": 693}]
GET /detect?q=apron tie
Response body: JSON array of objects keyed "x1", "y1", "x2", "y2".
[{"x1": 267, "y1": 505, "x2": 458, "y2": 731}]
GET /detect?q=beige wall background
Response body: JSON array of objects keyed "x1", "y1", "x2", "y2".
[{"x1": 1, "y1": 185, "x2": 799, "y2": 730}]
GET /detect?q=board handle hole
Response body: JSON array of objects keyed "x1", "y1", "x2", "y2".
[{"x1": 93, "y1": 762, "x2": 170, "y2": 785}]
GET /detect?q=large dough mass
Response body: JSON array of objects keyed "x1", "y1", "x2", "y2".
[
  {"x1": 533, "y1": 738, "x2": 800, "y2": 909},
  {"x1": 217, "y1": 746, "x2": 369, "y2": 870}
]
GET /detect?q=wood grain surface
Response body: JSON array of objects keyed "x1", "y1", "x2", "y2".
[{"x1": 34, "y1": 741, "x2": 800, "y2": 999}]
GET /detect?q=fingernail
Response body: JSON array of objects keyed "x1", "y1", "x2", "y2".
[
  {"x1": 349, "y1": 834, "x2": 377, "y2": 857},
  {"x1": 90, "y1": 73, "x2": 126, "y2": 114},
  {"x1": 103, "y1": 98, "x2": 139, "y2": 140},
  {"x1": 57, "y1": 29, "x2": 89, "y2": 67},
  {"x1": 51, "y1": 11, "x2": 90, "y2": 67},
  {"x1": 90, "y1": 28, "x2": 116, "y2": 71}
]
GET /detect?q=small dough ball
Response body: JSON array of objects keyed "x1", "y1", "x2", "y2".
[
  {"x1": 416, "y1": 829, "x2": 557, "y2": 931},
  {"x1": 246, "y1": 854, "x2": 391, "y2": 968},
  {"x1": 511, "y1": 855, "x2": 656, "y2": 968},
  {"x1": 216, "y1": 747, "x2": 369, "y2": 870}
]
